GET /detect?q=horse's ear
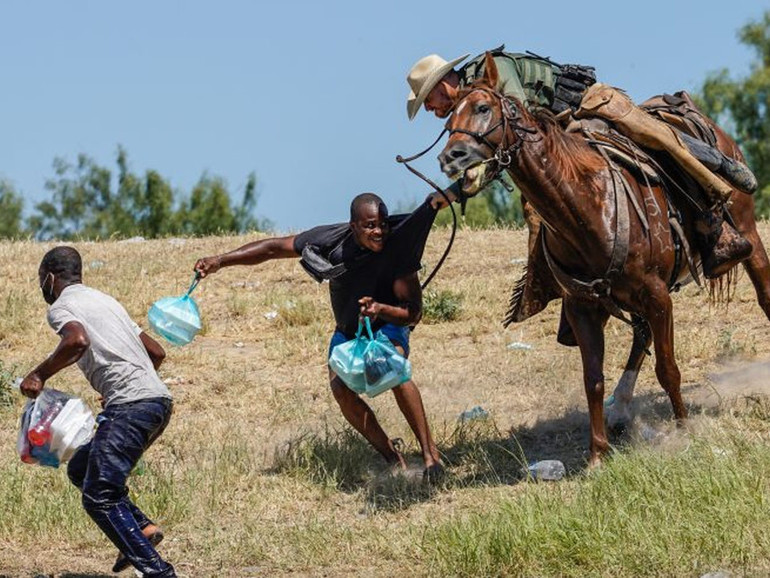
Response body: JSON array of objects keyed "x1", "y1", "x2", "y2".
[{"x1": 481, "y1": 52, "x2": 499, "y2": 89}]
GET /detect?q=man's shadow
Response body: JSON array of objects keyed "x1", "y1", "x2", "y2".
[{"x1": 269, "y1": 383, "x2": 744, "y2": 513}]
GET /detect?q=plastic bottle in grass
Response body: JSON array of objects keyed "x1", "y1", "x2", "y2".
[{"x1": 527, "y1": 460, "x2": 566, "y2": 481}]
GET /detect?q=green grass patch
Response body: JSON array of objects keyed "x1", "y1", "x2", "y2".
[
  {"x1": 421, "y1": 429, "x2": 770, "y2": 577},
  {"x1": 423, "y1": 289, "x2": 464, "y2": 323},
  {"x1": 272, "y1": 426, "x2": 375, "y2": 490}
]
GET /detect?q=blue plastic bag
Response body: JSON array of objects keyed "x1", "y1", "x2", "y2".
[
  {"x1": 329, "y1": 318, "x2": 411, "y2": 397},
  {"x1": 148, "y1": 275, "x2": 202, "y2": 346},
  {"x1": 328, "y1": 319, "x2": 369, "y2": 394},
  {"x1": 363, "y1": 328, "x2": 412, "y2": 397}
]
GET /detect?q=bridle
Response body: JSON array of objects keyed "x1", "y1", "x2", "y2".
[
  {"x1": 394, "y1": 86, "x2": 538, "y2": 290},
  {"x1": 445, "y1": 86, "x2": 541, "y2": 180}
]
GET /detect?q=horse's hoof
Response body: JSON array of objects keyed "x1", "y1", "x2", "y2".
[{"x1": 607, "y1": 420, "x2": 630, "y2": 440}]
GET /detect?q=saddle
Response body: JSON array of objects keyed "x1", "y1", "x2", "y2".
[{"x1": 504, "y1": 92, "x2": 709, "y2": 327}]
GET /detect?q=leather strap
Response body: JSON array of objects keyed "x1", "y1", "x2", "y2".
[{"x1": 541, "y1": 152, "x2": 633, "y2": 325}]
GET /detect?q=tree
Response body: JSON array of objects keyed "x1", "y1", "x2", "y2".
[
  {"x1": 28, "y1": 147, "x2": 265, "y2": 239},
  {"x1": 0, "y1": 180, "x2": 24, "y2": 238},
  {"x1": 434, "y1": 174, "x2": 525, "y2": 229},
  {"x1": 698, "y1": 10, "x2": 770, "y2": 216},
  {"x1": 28, "y1": 155, "x2": 113, "y2": 239},
  {"x1": 233, "y1": 172, "x2": 261, "y2": 233},
  {"x1": 178, "y1": 174, "x2": 237, "y2": 235}
]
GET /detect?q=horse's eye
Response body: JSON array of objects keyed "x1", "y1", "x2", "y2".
[{"x1": 478, "y1": 104, "x2": 490, "y2": 114}]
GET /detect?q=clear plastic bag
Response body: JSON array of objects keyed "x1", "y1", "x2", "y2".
[
  {"x1": 328, "y1": 320, "x2": 369, "y2": 394},
  {"x1": 17, "y1": 388, "x2": 96, "y2": 468},
  {"x1": 148, "y1": 275, "x2": 202, "y2": 346},
  {"x1": 329, "y1": 318, "x2": 412, "y2": 397},
  {"x1": 363, "y1": 330, "x2": 412, "y2": 397}
]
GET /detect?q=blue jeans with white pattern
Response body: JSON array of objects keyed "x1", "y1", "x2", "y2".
[{"x1": 67, "y1": 397, "x2": 175, "y2": 578}]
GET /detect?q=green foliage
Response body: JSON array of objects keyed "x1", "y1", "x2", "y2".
[
  {"x1": 27, "y1": 148, "x2": 265, "y2": 240},
  {"x1": 0, "y1": 180, "x2": 24, "y2": 239},
  {"x1": 434, "y1": 175, "x2": 525, "y2": 229},
  {"x1": 178, "y1": 173, "x2": 237, "y2": 235},
  {"x1": 423, "y1": 289, "x2": 464, "y2": 323},
  {"x1": 28, "y1": 155, "x2": 113, "y2": 239},
  {"x1": 698, "y1": 10, "x2": 770, "y2": 216},
  {"x1": 423, "y1": 434, "x2": 770, "y2": 577},
  {"x1": 0, "y1": 360, "x2": 16, "y2": 409}
]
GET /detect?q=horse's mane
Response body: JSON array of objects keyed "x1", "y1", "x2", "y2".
[{"x1": 528, "y1": 107, "x2": 605, "y2": 186}]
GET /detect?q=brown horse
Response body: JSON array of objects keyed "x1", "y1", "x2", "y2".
[{"x1": 438, "y1": 54, "x2": 770, "y2": 466}]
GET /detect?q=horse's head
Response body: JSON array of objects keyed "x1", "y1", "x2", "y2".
[{"x1": 439, "y1": 53, "x2": 524, "y2": 196}]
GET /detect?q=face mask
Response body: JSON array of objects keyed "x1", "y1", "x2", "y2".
[{"x1": 40, "y1": 272, "x2": 56, "y2": 304}]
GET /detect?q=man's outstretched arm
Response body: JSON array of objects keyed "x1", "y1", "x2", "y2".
[{"x1": 194, "y1": 236, "x2": 299, "y2": 278}]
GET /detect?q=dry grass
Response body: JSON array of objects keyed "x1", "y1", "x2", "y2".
[{"x1": 0, "y1": 223, "x2": 769, "y2": 576}]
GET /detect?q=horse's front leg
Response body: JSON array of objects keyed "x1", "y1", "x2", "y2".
[
  {"x1": 564, "y1": 298, "x2": 611, "y2": 467},
  {"x1": 644, "y1": 281, "x2": 688, "y2": 421},
  {"x1": 606, "y1": 315, "x2": 652, "y2": 435}
]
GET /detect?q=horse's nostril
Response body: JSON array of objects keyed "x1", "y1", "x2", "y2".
[{"x1": 451, "y1": 149, "x2": 467, "y2": 160}]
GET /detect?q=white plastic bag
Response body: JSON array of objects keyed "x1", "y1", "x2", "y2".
[{"x1": 18, "y1": 388, "x2": 95, "y2": 468}]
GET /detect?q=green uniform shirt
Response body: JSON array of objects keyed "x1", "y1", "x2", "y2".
[{"x1": 459, "y1": 53, "x2": 560, "y2": 111}]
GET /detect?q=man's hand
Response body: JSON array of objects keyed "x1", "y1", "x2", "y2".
[
  {"x1": 194, "y1": 256, "x2": 222, "y2": 279},
  {"x1": 20, "y1": 371, "x2": 44, "y2": 399},
  {"x1": 429, "y1": 189, "x2": 457, "y2": 210},
  {"x1": 359, "y1": 296, "x2": 382, "y2": 320}
]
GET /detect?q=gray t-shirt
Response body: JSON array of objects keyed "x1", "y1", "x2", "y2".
[{"x1": 47, "y1": 284, "x2": 172, "y2": 407}]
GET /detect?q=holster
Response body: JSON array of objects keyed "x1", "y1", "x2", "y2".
[{"x1": 575, "y1": 83, "x2": 733, "y2": 204}]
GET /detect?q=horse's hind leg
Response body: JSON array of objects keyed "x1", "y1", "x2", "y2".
[
  {"x1": 606, "y1": 315, "x2": 652, "y2": 434},
  {"x1": 564, "y1": 299, "x2": 611, "y2": 466},
  {"x1": 740, "y1": 227, "x2": 770, "y2": 321},
  {"x1": 731, "y1": 199, "x2": 770, "y2": 320},
  {"x1": 645, "y1": 283, "x2": 688, "y2": 421}
]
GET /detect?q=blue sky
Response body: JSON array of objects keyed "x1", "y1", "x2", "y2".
[{"x1": 0, "y1": 1, "x2": 762, "y2": 231}]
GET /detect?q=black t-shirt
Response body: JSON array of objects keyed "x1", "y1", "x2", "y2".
[{"x1": 293, "y1": 198, "x2": 438, "y2": 336}]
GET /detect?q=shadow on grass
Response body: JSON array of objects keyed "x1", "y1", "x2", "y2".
[{"x1": 268, "y1": 382, "x2": 756, "y2": 512}]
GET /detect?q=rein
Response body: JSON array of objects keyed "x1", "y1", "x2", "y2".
[
  {"x1": 447, "y1": 87, "x2": 540, "y2": 176},
  {"x1": 395, "y1": 87, "x2": 539, "y2": 292},
  {"x1": 396, "y1": 130, "x2": 458, "y2": 290},
  {"x1": 452, "y1": 86, "x2": 634, "y2": 325}
]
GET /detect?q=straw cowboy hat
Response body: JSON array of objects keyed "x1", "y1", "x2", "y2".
[{"x1": 406, "y1": 53, "x2": 469, "y2": 120}]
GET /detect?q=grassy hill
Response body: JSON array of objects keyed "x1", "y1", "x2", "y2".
[{"x1": 1, "y1": 224, "x2": 770, "y2": 577}]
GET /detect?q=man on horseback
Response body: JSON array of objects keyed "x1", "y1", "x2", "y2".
[{"x1": 406, "y1": 47, "x2": 757, "y2": 287}]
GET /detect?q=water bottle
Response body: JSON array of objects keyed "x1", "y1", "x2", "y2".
[
  {"x1": 28, "y1": 400, "x2": 65, "y2": 446},
  {"x1": 458, "y1": 406, "x2": 489, "y2": 423},
  {"x1": 527, "y1": 460, "x2": 566, "y2": 481}
]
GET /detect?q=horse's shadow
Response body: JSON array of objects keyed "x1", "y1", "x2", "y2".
[{"x1": 269, "y1": 383, "x2": 745, "y2": 513}]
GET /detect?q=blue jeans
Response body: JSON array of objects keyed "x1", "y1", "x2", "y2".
[
  {"x1": 67, "y1": 397, "x2": 175, "y2": 578},
  {"x1": 329, "y1": 323, "x2": 411, "y2": 359}
]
